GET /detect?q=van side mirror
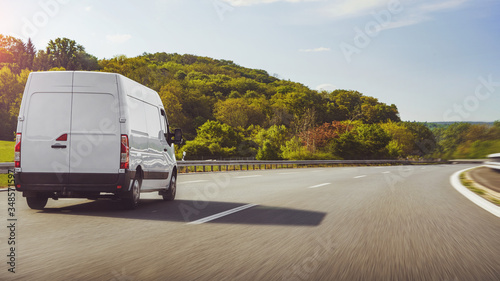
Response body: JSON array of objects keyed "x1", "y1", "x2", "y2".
[
  {"x1": 173, "y1": 129, "x2": 182, "y2": 145},
  {"x1": 166, "y1": 129, "x2": 182, "y2": 145}
]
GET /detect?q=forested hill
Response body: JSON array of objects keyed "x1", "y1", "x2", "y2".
[
  {"x1": 0, "y1": 36, "x2": 400, "y2": 138},
  {"x1": 2, "y1": 35, "x2": 499, "y2": 160}
]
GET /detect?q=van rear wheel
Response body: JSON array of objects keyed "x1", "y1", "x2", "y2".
[
  {"x1": 122, "y1": 176, "x2": 141, "y2": 210},
  {"x1": 162, "y1": 174, "x2": 176, "y2": 201},
  {"x1": 27, "y1": 196, "x2": 48, "y2": 210}
]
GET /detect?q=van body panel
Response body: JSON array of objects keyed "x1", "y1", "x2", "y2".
[
  {"x1": 20, "y1": 72, "x2": 73, "y2": 174},
  {"x1": 70, "y1": 92, "x2": 120, "y2": 174},
  {"x1": 126, "y1": 96, "x2": 149, "y2": 173}
]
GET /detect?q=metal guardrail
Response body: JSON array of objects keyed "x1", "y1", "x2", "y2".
[
  {"x1": 0, "y1": 162, "x2": 14, "y2": 174},
  {"x1": 484, "y1": 153, "x2": 500, "y2": 170},
  {"x1": 176, "y1": 159, "x2": 447, "y2": 173},
  {"x1": 0, "y1": 160, "x2": 447, "y2": 174},
  {"x1": 449, "y1": 159, "x2": 488, "y2": 164}
]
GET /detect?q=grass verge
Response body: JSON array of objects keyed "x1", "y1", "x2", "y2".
[
  {"x1": 0, "y1": 140, "x2": 15, "y2": 162},
  {"x1": 0, "y1": 141, "x2": 15, "y2": 188},
  {"x1": 0, "y1": 174, "x2": 11, "y2": 188}
]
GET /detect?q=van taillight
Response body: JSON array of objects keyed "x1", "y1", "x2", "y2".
[
  {"x1": 15, "y1": 133, "x2": 21, "y2": 168},
  {"x1": 120, "y1": 135, "x2": 129, "y2": 169},
  {"x1": 56, "y1": 134, "x2": 68, "y2": 141}
]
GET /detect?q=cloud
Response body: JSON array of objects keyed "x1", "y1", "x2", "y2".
[
  {"x1": 323, "y1": 0, "x2": 470, "y2": 29},
  {"x1": 377, "y1": 14, "x2": 428, "y2": 32},
  {"x1": 106, "y1": 34, "x2": 132, "y2": 44},
  {"x1": 221, "y1": 0, "x2": 320, "y2": 7},
  {"x1": 299, "y1": 47, "x2": 330, "y2": 52},
  {"x1": 316, "y1": 84, "x2": 337, "y2": 91},
  {"x1": 322, "y1": 0, "x2": 390, "y2": 19},
  {"x1": 85, "y1": 6, "x2": 92, "y2": 12},
  {"x1": 380, "y1": 0, "x2": 469, "y2": 30},
  {"x1": 420, "y1": 0, "x2": 468, "y2": 12}
]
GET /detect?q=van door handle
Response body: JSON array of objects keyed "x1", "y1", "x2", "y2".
[{"x1": 51, "y1": 144, "x2": 67, "y2": 149}]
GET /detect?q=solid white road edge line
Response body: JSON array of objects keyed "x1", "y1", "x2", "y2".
[
  {"x1": 234, "y1": 175, "x2": 262, "y2": 179},
  {"x1": 450, "y1": 167, "x2": 500, "y2": 218},
  {"x1": 187, "y1": 203, "x2": 258, "y2": 225},
  {"x1": 178, "y1": 180, "x2": 209, "y2": 184},
  {"x1": 308, "y1": 183, "x2": 331, "y2": 189}
]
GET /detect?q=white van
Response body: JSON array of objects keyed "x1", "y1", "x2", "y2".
[{"x1": 14, "y1": 71, "x2": 182, "y2": 210}]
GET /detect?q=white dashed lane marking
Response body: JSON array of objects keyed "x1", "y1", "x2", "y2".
[
  {"x1": 308, "y1": 183, "x2": 331, "y2": 189},
  {"x1": 187, "y1": 204, "x2": 258, "y2": 225}
]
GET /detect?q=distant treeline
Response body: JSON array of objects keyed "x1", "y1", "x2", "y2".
[{"x1": 0, "y1": 35, "x2": 498, "y2": 160}]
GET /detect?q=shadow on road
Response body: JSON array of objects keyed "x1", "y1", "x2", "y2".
[{"x1": 40, "y1": 199, "x2": 326, "y2": 226}]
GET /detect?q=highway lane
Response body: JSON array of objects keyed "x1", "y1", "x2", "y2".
[{"x1": 1, "y1": 164, "x2": 499, "y2": 280}]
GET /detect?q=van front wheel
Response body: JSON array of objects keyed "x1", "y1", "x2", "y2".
[
  {"x1": 122, "y1": 176, "x2": 141, "y2": 210},
  {"x1": 27, "y1": 196, "x2": 48, "y2": 210}
]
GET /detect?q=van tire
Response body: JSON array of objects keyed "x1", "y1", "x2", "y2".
[
  {"x1": 27, "y1": 196, "x2": 48, "y2": 210},
  {"x1": 162, "y1": 174, "x2": 176, "y2": 201},
  {"x1": 122, "y1": 175, "x2": 141, "y2": 210}
]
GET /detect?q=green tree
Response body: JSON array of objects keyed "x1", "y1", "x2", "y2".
[
  {"x1": 330, "y1": 123, "x2": 390, "y2": 159},
  {"x1": 180, "y1": 121, "x2": 242, "y2": 159},
  {"x1": 47, "y1": 37, "x2": 83, "y2": 69},
  {"x1": 256, "y1": 140, "x2": 281, "y2": 160},
  {"x1": 0, "y1": 35, "x2": 32, "y2": 72},
  {"x1": 0, "y1": 67, "x2": 27, "y2": 140},
  {"x1": 254, "y1": 125, "x2": 288, "y2": 159},
  {"x1": 380, "y1": 122, "x2": 415, "y2": 158},
  {"x1": 24, "y1": 38, "x2": 36, "y2": 70},
  {"x1": 402, "y1": 122, "x2": 436, "y2": 156},
  {"x1": 325, "y1": 90, "x2": 400, "y2": 124},
  {"x1": 361, "y1": 96, "x2": 400, "y2": 124},
  {"x1": 159, "y1": 85, "x2": 188, "y2": 130},
  {"x1": 432, "y1": 123, "x2": 471, "y2": 159},
  {"x1": 46, "y1": 37, "x2": 98, "y2": 70},
  {"x1": 214, "y1": 98, "x2": 265, "y2": 128},
  {"x1": 327, "y1": 90, "x2": 363, "y2": 121}
]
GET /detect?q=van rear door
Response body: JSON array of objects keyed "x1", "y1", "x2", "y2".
[
  {"x1": 21, "y1": 72, "x2": 73, "y2": 176},
  {"x1": 70, "y1": 72, "x2": 120, "y2": 174}
]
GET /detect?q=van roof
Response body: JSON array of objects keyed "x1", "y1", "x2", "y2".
[{"x1": 28, "y1": 71, "x2": 163, "y2": 107}]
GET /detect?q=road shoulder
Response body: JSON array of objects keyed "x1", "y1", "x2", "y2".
[{"x1": 450, "y1": 166, "x2": 500, "y2": 217}]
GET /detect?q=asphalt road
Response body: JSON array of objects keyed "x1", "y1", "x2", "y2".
[{"x1": 1, "y1": 164, "x2": 500, "y2": 280}]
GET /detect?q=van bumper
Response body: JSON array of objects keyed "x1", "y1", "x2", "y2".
[{"x1": 14, "y1": 171, "x2": 134, "y2": 195}]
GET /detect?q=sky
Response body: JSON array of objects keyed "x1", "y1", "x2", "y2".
[{"x1": 1, "y1": 0, "x2": 499, "y2": 122}]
